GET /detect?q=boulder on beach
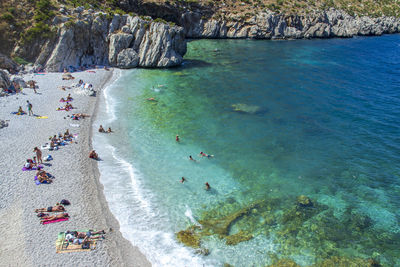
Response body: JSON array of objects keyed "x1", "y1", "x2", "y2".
[
  {"x1": 11, "y1": 76, "x2": 27, "y2": 88},
  {"x1": 62, "y1": 73, "x2": 75, "y2": 80},
  {"x1": 0, "y1": 69, "x2": 11, "y2": 95},
  {"x1": 232, "y1": 103, "x2": 261, "y2": 114},
  {"x1": 0, "y1": 119, "x2": 8, "y2": 129}
]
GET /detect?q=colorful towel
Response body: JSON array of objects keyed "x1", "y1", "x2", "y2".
[
  {"x1": 22, "y1": 166, "x2": 43, "y2": 171},
  {"x1": 36, "y1": 116, "x2": 48, "y2": 119},
  {"x1": 11, "y1": 111, "x2": 26, "y2": 115},
  {"x1": 34, "y1": 176, "x2": 50, "y2": 185},
  {"x1": 56, "y1": 231, "x2": 97, "y2": 253},
  {"x1": 42, "y1": 218, "x2": 69, "y2": 225}
]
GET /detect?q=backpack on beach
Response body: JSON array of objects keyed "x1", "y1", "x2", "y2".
[{"x1": 60, "y1": 199, "x2": 70, "y2": 205}]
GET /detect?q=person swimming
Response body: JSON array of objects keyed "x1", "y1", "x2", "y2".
[
  {"x1": 189, "y1": 155, "x2": 196, "y2": 162},
  {"x1": 200, "y1": 152, "x2": 214, "y2": 158},
  {"x1": 176, "y1": 135, "x2": 180, "y2": 142},
  {"x1": 205, "y1": 182, "x2": 211, "y2": 190},
  {"x1": 107, "y1": 127, "x2": 112, "y2": 133},
  {"x1": 98, "y1": 125, "x2": 105, "y2": 133},
  {"x1": 181, "y1": 177, "x2": 186, "y2": 183}
]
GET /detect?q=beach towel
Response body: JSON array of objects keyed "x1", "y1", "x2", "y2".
[
  {"x1": 34, "y1": 176, "x2": 50, "y2": 185},
  {"x1": 56, "y1": 231, "x2": 97, "y2": 253},
  {"x1": 11, "y1": 111, "x2": 26, "y2": 115},
  {"x1": 36, "y1": 116, "x2": 48, "y2": 119},
  {"x1": 42, "y1": 218, "x2": 69, "y2": 225},
  {"x1": 22, "y1": 166, "x2": 43, "y2": 171}
]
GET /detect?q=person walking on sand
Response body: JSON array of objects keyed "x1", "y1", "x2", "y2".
[
  {"x1": 33, "y1": 147, "x2": 43, "y2": 164},
  {"x1": 27, "y1": 100, "x2": 33, "y2": 116}
]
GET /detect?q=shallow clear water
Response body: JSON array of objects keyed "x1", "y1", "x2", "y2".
[{"x1": 94, "y1": 35, "x2": 400, "y2": 266}]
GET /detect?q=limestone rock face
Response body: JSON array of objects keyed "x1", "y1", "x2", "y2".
[
  {"x1": 0, "y1": 70, "x2": 11, "y2": 91},
  {"x1": 28, "y1": 12, "x2": 186, "y2": 71},
  {"x1": 181, "y1": 8, "x2": 400, "y2": 39},
  {"x1": 0, "y1": 53, "x2": 18, "y2": 72},
  {"x1": 117, "y1": 48, "x2": 139, "y2": 68}
]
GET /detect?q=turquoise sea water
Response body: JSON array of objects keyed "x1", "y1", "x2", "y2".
[{"x1": 94, "y1": 35, "x2": 400, "y2": 266}]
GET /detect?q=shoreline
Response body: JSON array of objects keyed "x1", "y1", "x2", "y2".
[
  {"x1": 0, "y1": 69, "x2": 150, "y2": 266},
  {"x1": 89, "y1": 69, "x2": 151, "y2": 266}
]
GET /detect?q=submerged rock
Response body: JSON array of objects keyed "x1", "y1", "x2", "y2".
[
  {"x1": 225, "y1": 231, "x2": 253, "y2": 245},
  {"x1": 176, "y1": 228, "x2": 201, "y2": 248},
  {"x1": 231, "y1": 103, "x2": 261, "y2": 114},
  {"x1": 296, "y1": 195, "x2": 313, "y2": 207}
]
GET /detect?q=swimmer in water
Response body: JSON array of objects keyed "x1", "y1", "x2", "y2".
[
  {"x1": 147, "y1": 97, "x2": 156, "y2": 101},
  {"x1": 189, "y1": 155, "x2": 196, "y2": 162},
  {"x1": 205, "y1": 182, "x2": 211, "y2": 190},
  {"x1": 200, "y1": 151, "x2": 214, "y2": 159},
  {"x1": 176, "y1": 135, "x2": 180, "y2": 142},
  {"x1": 181, "y1": 177, "x2": 186, "y2": 183}
]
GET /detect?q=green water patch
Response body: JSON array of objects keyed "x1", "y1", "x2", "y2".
[{"x1": 176, "y1": 193, "x2": 399, "y2": 266}]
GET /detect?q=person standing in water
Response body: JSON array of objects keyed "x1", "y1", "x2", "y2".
[
  {"x1": 205, "y1": 182, "x2": 211, "y2": 190},
  {"x1": 176, "y1": 135, "x2": 180, "y2": 142}
]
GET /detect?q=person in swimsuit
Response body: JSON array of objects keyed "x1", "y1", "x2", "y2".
[
  {"x1": 33, "y1": 147, "x2": 43, "y2": 164},
  {"x1": 176, "y1": 135, "x2": 179, "y2": 142},
  {"x1": 189, "y1": 155, "x2": 196, "y2": 162},
  {"x1": 181, "y1": 177, "x2": 186, "y2": 183},
  {"x1": 205, "y1": 182, "x2": 211, "y2": 190},
  {"x1": 40, "y1": 213, "x2": 69, "y2": 223},
  {"x1": 107, "y1": 127, "x2": 112, "y2": 133},
  {"x1": 35, "y1": 205, "x2": 65, "y2": 213},
  {"x1": 98, "y1": 125, "x2": 105, "y2": 133}
]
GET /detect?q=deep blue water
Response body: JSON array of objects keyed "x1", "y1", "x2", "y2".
[{"x1": 94, "y1": 35, "x2": 400, "y2": 266}]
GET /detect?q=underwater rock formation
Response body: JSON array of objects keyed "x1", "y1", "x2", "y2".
[
  {"x1": 231, "y1": 103, "x2": 262, "y2": 114},
  {"x1": 225, "y1": 231, "x2": 253, "y2": 245},
  {"x1": 176, "y1": 228, "x2": 201, "y2": 248}
]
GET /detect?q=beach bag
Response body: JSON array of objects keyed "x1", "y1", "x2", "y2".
[{"x1": 60, "y1": 199, "x2": 70, "y2": 205}]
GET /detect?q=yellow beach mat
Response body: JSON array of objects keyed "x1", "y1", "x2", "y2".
[
  {"x1": 56, "y1": 232, "x2": 97, "y2": 253},
  {"x1": 36, "y1": 116, "x2": 48, "y2": 119}
]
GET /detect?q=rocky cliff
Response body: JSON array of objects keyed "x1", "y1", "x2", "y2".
[
  {"x1": 14, "y1": 8, "x2": 186, "y2": 72},
  {"x1": 181, "y1": 8, "x2": 400, "y2": 38}
]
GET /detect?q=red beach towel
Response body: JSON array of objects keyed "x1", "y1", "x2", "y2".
[{"x1": 42, "y1": 218, "x2": 69, "y2": 225}]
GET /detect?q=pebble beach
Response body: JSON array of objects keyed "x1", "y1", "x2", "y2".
[{"x1": 0, "y1": 69, "x2": 150, "y2": 266}]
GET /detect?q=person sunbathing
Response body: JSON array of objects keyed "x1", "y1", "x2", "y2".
[
  {"x1": 89, "y1": 150, "x2": 98, "y2": 160},
  {"x1": 17, "y1": 106, "x2": 24, "y2": 115},
  {"x1": 64, "y1": 129, "x2": 71, "y2": 138},
  {"x1": 40, "y1": 213, "x2": 69, "y2": 223},
  {"x1": 98, "y1": 125, "x2": 105, "y2": 133},
  {"x1": 67, "y1": 94, "x2": 73, "y2": 101},
  {"x1": 60, "y1": 97, "x2": 66, "y2": 102},
  {"x1": 37, "y1": 170, "x2": 53, "y2": 183},
  {"x1": 75, "y1": 230, "x2": 105, "y2": 239},
  {"x1": 35, "y1": 205, "x2": 65, "y2": 213}
]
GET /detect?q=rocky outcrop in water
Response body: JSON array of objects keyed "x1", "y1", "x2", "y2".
[
  {"x1": 14, "y1": 9, "x2": 186, "y2": 72},
  {"x1": 181, "y1": 8, "x2": 400, "y2": 39}
]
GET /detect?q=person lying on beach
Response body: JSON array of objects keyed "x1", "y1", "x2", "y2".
[
  {"x1": 99, "y1": 125, "x2": 105, "y2": 133},
  {"x1": 60, "y1": 97, "x2": 66, "y2": 102},
  {"x1": 72, "y1": 113, "x2": 90, "y2": 119},
  {"x1": 33, "y1": 147, "x2": 43, "y2": 164},
  {"x1": 75, "y1": 230, "x2": 105, "y2": 239},
  {"x1": 67, "y1": 94, "x2": 73, "y2": 101},
  {"x1": 35, "y1": 205, "x2": 65, "y2": 213},
  {"x1": 107, "y1": 127, "x2": 112, "y2": 133},
  {"x1": 40, "y1": 213, "x2": 69, "y2": 223},
  {"x1": 65, "y1": 103, "x2": 73, "y2": 110},
  {"x1": 37, "y1": 170, "x2": 53, "y2": 183},
  {"x1": 200, "y1": 152, "x2": 214, "y2": 159},
  {"x1": 89, "y1": 150, "x2": 98, "y2": 160}
]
